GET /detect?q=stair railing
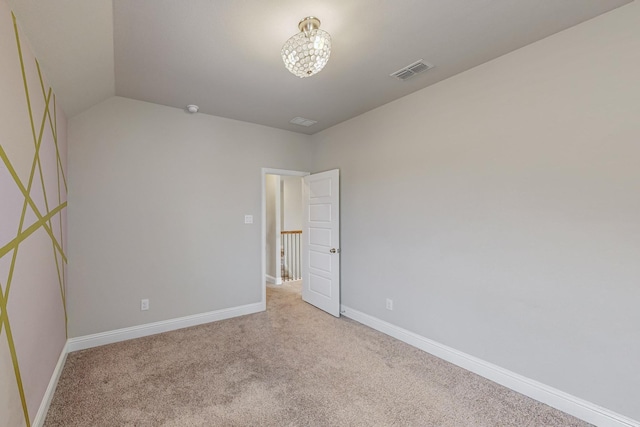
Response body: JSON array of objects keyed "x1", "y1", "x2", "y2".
[{"x1": 281, "y1": 230, "x2": 302, "y2": 281}]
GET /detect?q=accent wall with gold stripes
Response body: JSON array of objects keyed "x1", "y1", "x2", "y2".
[{"x1": 1, "y1": 2, "x2": 68, "y2": 426}]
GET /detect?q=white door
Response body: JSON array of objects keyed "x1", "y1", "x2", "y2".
[{"x1": 302, "y1": 169, "x2": 340, "y2": 317}]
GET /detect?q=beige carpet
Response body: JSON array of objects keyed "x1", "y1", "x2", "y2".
[{"x1": 45, "y1": 282, "x2": 590, "y2": 426}]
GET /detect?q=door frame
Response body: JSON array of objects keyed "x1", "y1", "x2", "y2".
[{"x1": 260, "y1": 168, "x2": 309, "y2": 310}]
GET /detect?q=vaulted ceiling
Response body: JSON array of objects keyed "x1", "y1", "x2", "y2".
[{"x1": 8, "y1": 0, "x2": 632, "y2": 134}]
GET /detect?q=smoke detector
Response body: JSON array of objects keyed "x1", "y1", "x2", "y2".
[
  {"x1": 186, "y1": 104, "x2": 199, "y2": 113},
  {"x1": 390, "y1": 60, "x2": 434, "y2": 81}
]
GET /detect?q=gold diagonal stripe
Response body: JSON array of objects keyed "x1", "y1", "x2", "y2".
[
  {"x1": 0, "y1": 280, "x2": 3, "y2": 335},
  {"x1": 14, "y1": 22, "x2": 53, "y2": 224},
  {"x1": 0, "y1": 105, "x2": 67, "y2": 310},
  {"x1": 53, "y1": 94, "x2": 67, "y2": 192},
  {"x1": 0, "y1": 145, "x2": 66, "y2": 262},
  {"x1": 1, "y1": 89, "x2": 62, "y2": 302},
  {"x1": 3, "y1": 104, "x2": 51, "y2": 303},
  {"x1": 0, "y1": 289, "x2": 31, "y2": 426},
  {"x1": 36, "y1": 60, "x2": 67, "y2": 192},
  {"x1": 35, "y1": 63, "x2": 69, "y2": 333},
  {"x1": 49, "y1": 216, "x2": 66, "y2": 315},
  {"x1": 55, "y1": 101, "x2": 67, "y2": 193},
  {"x1": 0, "y1": 202, "x2": 66, "y2": 260},
  {"x1": 12, "y1": 12, "x2": 36, "y2": 148},
  {"x1": 36, "y1": 89, "x2": 54, "y2": 217},
  {"x1": 35, "y1": 60, "x2": 49, "y2": 127},
  {"x1": 6, "y1": 12, "x2": 67, "y2": 425},
  {"x1": 51, "y1": 240, "x2": 68, "y2": 336},
  {"x1": 6, "y1": 13, "x2": 54, "y2": 309},
  {"x1": 34, "y1": 81, "x2": 54, "y2": 211},
  {"x1": 54, "y1": 95, "x2": 68, "y2": 337},
  {"x1": 54, "y1": 92, "x2": 58, "y2": 138},
  {"x1": 34, "y1": 66, "x2": 65, "y2": 275},
  {"x1": 32, "y1": 88, "x2": 65, "y2": 313},
  {"x1": 34, "y1": 63, "x2": 68, "y2": 332}
]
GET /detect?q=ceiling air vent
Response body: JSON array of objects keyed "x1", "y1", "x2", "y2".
[
  {"x1": 290, "y1": 117, "x2": 317, "y2": 127},
  {"x1": 390, "y1": 60, "x2": 434, "y2": 81}
]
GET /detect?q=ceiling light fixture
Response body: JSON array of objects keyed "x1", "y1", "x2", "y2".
[
  {"x1": 281, "y1": 16, "x2": 331, "y2": 78},
  {"x1": 186, "y1": 104, "x2": 199, "y2": 113}
]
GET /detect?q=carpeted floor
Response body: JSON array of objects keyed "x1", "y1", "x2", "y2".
[{"x1": 45, "y1": 281, "x2": 591, "y2": 426}]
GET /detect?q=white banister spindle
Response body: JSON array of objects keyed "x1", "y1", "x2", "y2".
[{"x1": 281, "y1": 230, "x2": 302, "y2": 281}]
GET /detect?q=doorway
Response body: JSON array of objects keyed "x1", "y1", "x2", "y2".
[
  {"x1": 264, "y1": 173, "x2": 304, "y2": 285},
  {"x1": 261, "y1": 168, "x2": 341, "y2": 317},
  {"x1": 261, "y1": 168, "x2": 308, "y2": 309}
]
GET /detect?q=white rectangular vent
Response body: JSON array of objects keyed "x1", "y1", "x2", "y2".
[
  {"x1": 290, "y1": 117, "x2": 317, "y2": 127},
  {"x1": 390, "y1": 60, "x2": 434, "y2": 81}
]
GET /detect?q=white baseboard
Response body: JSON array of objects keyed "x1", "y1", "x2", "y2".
[
  {"x1": 32, "y1": 341, "x2": 68, "y2": 427},
  {"x1": 340, "y1": 305, "x2": 639, "y2": 427},
  {"x1": 68, "y1": 302, "x2": 264, "y2": 352},
  {"x1": 266, "y1": 275, "x2": 283, "y2": 285}
]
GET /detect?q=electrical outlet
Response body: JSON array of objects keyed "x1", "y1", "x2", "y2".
[
  {"x1": 244, "y1": 215, "x2": 253, "y2": 224},
  {"x1": 141, "y1": 299, "x2": 149, "y2": 311},
  {"x1": 386, "y1": 298, "x2": 393, "y2": 311}
]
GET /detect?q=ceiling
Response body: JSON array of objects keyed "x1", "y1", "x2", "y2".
[{"x1": 8, "y1": 0, "x2": 632, "y2": 135}]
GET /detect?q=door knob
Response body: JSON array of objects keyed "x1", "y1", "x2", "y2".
[{"x1": 330, "y1": 248, "x2": 340, "y2": 253}]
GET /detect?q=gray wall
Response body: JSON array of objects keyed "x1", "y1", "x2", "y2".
[
  {"x1": 0, "y1": 3, "x2": 68, "y2": 422},
  {"x1": 282, "y1": 176, "x2": 302, "y2": 231},
  {"x1": 68, "y1": 97, "x2": 312, "y2": 337},
  {"x1": 65, "y1": 2, "x2": 640, "y2": 421},
  {"x1": 312, "y1": 2, "x2": 640, "y2": 420},
  {"x1": 265, "y1": 174, "x2": 279, "y2": 278}
]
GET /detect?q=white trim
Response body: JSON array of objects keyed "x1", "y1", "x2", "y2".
[
  {"x1": 67, "y1": 302, "x2": 263, "y2": 352},
  {"x1": 262, "y1": 168, "x2": 309, "y2": 177},
  {"x1": 274, "y1": 175, "x2": 282, "y2": 284},
  {"x1": 340, "y1": 305, "x2": 639, "y2": 427},
  {"x1": 33, "y1": 341, "x2": 68, "y2": 427},
  {"x1": 265, "y1": 274, "x2": 283, "y2": 285}
]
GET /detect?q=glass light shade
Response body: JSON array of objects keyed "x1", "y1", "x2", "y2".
[{"x1": 281, "y1": 28, "x2": 331, "y2": 78}]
